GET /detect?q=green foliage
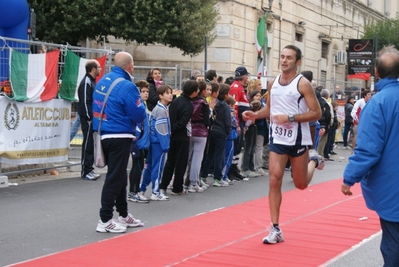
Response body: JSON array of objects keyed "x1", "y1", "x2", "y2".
[
  {"x1": 28, "y1": 0, "x2": 219, "y2": 55},
  {"x1": 362, "y1": 16, "x2": 399, "y2": 51}
]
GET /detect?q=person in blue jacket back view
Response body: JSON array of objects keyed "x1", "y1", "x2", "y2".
[{"x1": 342, "y1": 46, "x2": 399, "y2": 267}]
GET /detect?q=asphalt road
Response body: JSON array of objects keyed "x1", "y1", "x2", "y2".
[{"x1": 0, "y1": 147, "x2": 383, "y2": 266}]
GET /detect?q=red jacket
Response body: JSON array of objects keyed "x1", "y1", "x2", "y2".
[{"x1": 230, "y1": 81, "x2": 249, "y2": 124}]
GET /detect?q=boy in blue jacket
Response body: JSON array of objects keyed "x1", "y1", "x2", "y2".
[
  {"x1": 128, "y1": 81, "x2": 151, "y2": 203},
  {"x1": 140, "y1": 85, "x2": 173, "y2": 201}
]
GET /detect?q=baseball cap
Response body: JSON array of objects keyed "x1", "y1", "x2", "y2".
[{"x1": 235, "y1": 66, "x2": 249, "y2": 77}]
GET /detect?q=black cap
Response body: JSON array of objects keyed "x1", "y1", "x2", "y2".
[{"x1": 235, "y1": 66, "x2": 249, "y2": 77}]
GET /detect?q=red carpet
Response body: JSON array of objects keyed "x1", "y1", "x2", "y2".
[{"x1": 11, "y1": 179, "x2": 380, "y2": 267}]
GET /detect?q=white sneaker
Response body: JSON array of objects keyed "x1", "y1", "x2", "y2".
[
  {"x1": 150, "y1": 192, "x2": 169, "y2": 201},
  {"x1": 263, "y1": 225, "x2": 284, "y2": 244},
  {"x1": 127, "y1": 192, "x2": 150, "y2": 203},
  {"x1": 309, "y1": 149, "x2": 325, "y2": 170},
  {"x1": 256, "y1": 168, "x2": 269, "y2": 176},
  {"x1": 224, "y1": 178, "x2": 234, "y2": 185},
  {"x1": 96, "y1": 219, "x2": 126, "y2": 233},
  {"x1": 118, "y1": 213, "x2": 144, "y2": 228},
  {"x1": 84, "y1": 171, "x2": 99, "y2": 181},
  {"x1": 213, "y1": 179, "x2": 229, "y2": 187},
  {"x1": 160, "y1": 189, "x2": 167, "y2": 195},
  {"x1": 91, "y1": 171, "x2": 101, "y2": 178},
  {"x1": 198, "y1": 180, "x2": 208, "y2": 190},
  {"x1": 243, "y1": 170, "x2": 260, "y2": 178},
  {"x1": 188, "y1": 185, "x2": 204, "y2": 193},
  {"x1": 213, "y1": 180, "x2": 221, "y2": 187},
  {"x1": 200, "y1": 179, "x2": 209, "y2": 188}
]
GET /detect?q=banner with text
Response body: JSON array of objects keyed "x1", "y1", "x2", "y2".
[
  {"x1": 0, "y1": 97, "x2": 70, "y2": 164},
  {"x1": 348, "y1": 39, "x2": 373, "y2": 81}
]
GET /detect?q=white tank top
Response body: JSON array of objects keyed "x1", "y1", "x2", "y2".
[{"x1": 270, "y1": 74, "x2": 312, "y2": 146}]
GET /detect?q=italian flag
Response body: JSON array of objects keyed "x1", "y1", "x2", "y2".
[
  {"x1": 255, "y1": 14, "x2": 267, "y2": 55},
  {"x1": 59, "y1": 49, "x2": 106, "y2": 101},
  {"x1": 9, "y1": 49, "x2": 60, "y2": 102}
]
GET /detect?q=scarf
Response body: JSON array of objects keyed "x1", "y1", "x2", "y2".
[{"x1": 155, "y1": 80, "x2": 163, "y2": 88}]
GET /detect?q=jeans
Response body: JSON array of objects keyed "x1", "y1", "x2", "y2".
[
  {"x1": 70, "y1": 113, "x2": 81, "y2": 141},
  {"x1": 343, "y1": 122, "x2": 352, "y2": 147},
  {"x1": 314, "y1": 121, "x2": 320, "y2": 151}
]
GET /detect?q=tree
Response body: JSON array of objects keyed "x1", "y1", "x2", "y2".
[
  {"x1": 28, "y1": 0, "x2": 219, "y2": 55},
  {"x1": 362, "y1": 16, "x2": 399, "y2": 51}
]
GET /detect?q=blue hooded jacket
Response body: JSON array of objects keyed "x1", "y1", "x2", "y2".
[
  {"x1": 92, "y1": 66, "x2": 146, "y2": 136},
  {"x1": 149, "y1": 101, "x2": 171, "y2": 152},
  {"x1": 343, "y1": 78, "x2": 399, "y2": 222}
]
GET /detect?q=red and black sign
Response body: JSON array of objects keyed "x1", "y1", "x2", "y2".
[{"x1": 348, "y1": 39, "x2": 374, "y2": 81}]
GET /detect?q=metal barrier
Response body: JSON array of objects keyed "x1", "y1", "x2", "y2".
[{"x1": 0, "y1": 36, "x2": 112, "y2": 177}]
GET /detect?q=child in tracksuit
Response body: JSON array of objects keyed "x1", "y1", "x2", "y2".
[
  {"x1": 222, "y1": 96, "x2": 239, "y2": 184},
  {"x1": 128, "y1": 81, "x2": 151, "y2": 203},
  {"x1": 140, "y1": 85, "x2": 172, "y2": 201}
]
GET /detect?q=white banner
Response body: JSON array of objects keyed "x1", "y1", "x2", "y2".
[{"x1": 0, "y1": 97, "x2": 71, "y2": 164}]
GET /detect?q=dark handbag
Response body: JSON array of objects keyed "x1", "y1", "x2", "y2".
[{"x1": 94, "y1": 78, "x2": 124, "y2": 168}]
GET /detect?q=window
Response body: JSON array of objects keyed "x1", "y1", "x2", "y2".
[
  {"x1": 321, "y1": 42, "x2": 329, "y2": 59},
  {"x1": 384, "y1": 0, "x2": 391, "y2": 16},
  {"x1": 295, "y1": 32, "x2": 303, "y2": 42},
  {"x1": 320, "y1": 71, "x2": 327, "y2": 88},
  {"x1": 267, "y1": 23, "x2": 272, "y2": 32}
]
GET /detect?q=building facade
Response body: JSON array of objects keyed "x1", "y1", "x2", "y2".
[{"x1": 95, "y1": 0, "x2": 396, "y2": 90}]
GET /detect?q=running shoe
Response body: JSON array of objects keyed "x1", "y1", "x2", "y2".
[
  {"x1": 118, "y1": 213, "x2": 144, "y2": 228},
  {"x1": 188, "y1": 185, "x2": 204, "y2": 193},
  {"x1": 200, "y1": 179, "x2": 209, "y2": 188},
  {"x1": 263, "y1": 225, "x2": 284, "y2": 244},
  {"x1": 309, "y1": 149, "x2": 325, "y2": 170},
  {"x1": 255, "y1": 168, "x2": 269, "y2": 176},
  {"x1": 150, "y1": 192, "x2": 169, "y2": 201},
  {"x1": 127, "y1": 192, "x2": 149, "y2": 203},
  {"x1": 96, "y1": 219, "x2": 126, "y2": 233},
  {"x1": 84, "y1": 171, "x2": 99, "y2": 180},
  {"x1": 224, "y1": 178, "x2": 234, "y2": 185}
]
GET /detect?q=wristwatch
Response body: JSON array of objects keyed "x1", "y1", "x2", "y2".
[{"x1": 288, "y1": 114, "x2": 295, "y2": 122}]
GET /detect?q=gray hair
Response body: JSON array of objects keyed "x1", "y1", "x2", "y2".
[{"x1": 321, "y1": 89, "x2": 330, "y2": 98}]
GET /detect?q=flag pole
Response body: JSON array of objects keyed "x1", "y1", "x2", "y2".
[{"x1": 262, "y1": 13, "x2": 267, "y2": 78}]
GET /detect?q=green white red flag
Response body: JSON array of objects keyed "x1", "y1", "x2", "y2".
[
  {"x1": 255, "y1": 14, "x2": 267, "y2": 55},
  {"x1": 9, "y1": 49, "x2": 60, "y2": 102},
  {"x1": 59, "y1": 49, "x2": 106, "y2": 101}
]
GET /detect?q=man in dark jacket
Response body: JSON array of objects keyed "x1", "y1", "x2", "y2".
[
  {"x1": 77, "y1": 60, "x2": 101, "y2": 180},
  {"x1": 317, "y1": 88, "x2": 332, "y2": 158}
]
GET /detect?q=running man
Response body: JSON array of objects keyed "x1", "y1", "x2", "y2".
[{"x1": 242, "y1": 45, "x2": 324, "y2": 244}]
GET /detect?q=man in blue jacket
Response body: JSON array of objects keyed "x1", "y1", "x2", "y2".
[
  {"x1": 92, "y1": 52, "x2": 146, "y2": 233},
  {"x1": 342, "y1": 46, "x2": 399, "y2": 267}
]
